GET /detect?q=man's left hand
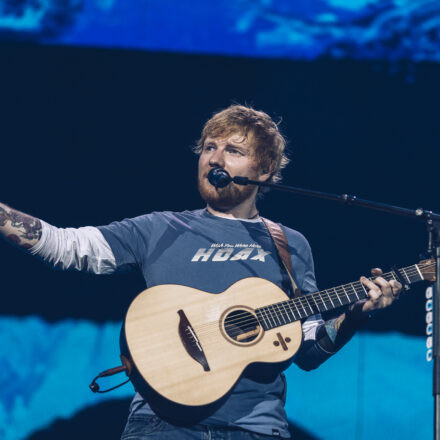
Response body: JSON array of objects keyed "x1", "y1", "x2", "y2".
[{"x1": 360, "y1": 268, "x2": 402, "y2": 313}]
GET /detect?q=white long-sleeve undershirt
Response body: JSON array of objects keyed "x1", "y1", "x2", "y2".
[{"x1": 29, "y1": 220, "x2": 116, "y2": 274}]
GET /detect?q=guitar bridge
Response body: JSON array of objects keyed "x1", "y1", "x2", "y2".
[{"x1": 178, "y1": 309, "x2": 210, "y2": 371}]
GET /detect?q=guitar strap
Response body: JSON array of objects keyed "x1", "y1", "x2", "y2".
[{"x1": 260, "y1": 217, "x2": 302, "y2": 298}]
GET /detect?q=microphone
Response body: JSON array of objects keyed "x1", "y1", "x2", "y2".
[{"x1": 207, "y1": 168, "x2": 232, "y2": 188}]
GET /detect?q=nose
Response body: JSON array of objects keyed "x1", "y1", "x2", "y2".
[{"x1": 208, "y1": 148, "x2": 225, "y2": 168}]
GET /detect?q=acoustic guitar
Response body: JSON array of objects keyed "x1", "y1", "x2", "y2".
[{"x1": 122, "y1": 260, "x2": 435, "y2": 407}]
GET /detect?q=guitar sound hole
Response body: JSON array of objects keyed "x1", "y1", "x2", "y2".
[{"x1": 224, "y1": 309, "x2": 260, "y2": 343}]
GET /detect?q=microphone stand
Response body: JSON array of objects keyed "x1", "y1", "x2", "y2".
[{"x1": 232, "y1": 175, "x2": 440, "y2": 439}]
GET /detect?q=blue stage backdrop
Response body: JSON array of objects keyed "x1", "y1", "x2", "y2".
[
  {"x1": 0, "y1": 317, "x2": 433, "y2": 440},
  {"x1": 0, "y1": 2, "x2": 439, "y2": 440},
  {"x1": 0, "y1": 0, "x2": 439, "y2": 61}
]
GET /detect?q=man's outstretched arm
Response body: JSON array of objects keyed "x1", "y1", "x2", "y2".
[
  {"x1": 0, "y1": 203, "x2": 42, "y2": 249},
  {"x1": 0, "y1": 202, "x2": 118, "y2": 274}
]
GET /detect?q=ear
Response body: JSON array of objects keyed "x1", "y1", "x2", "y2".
[{"x1": 257, "y1": 167, "x2": 273, "y2": 183}]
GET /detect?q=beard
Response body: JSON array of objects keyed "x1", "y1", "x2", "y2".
[{"x1": 198, "y1": 175, "x2": 256, "y2": 211}]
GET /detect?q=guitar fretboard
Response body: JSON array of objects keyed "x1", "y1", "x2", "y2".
[{"x1": 255, "y1": 264, "x2": 423, "y2": 331}]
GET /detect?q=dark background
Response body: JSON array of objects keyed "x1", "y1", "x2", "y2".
[{"x1": 1, "y1": 42, "x2": 439, "y2": 438}]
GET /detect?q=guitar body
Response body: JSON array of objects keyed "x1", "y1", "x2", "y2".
[
  {"x1": 124, "y1": 277, "x2": 303, "y2": 407},
  {"x1": 116, "y1": 259, "x2": 434, "y2": 418}
]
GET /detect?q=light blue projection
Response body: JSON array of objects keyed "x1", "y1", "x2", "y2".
[
  {"x1": 0, "y1": 316, "x2": 432, "y2": 440},
  {"x1": 0, "y1": 0, "x2": 439, "y2": 62}
]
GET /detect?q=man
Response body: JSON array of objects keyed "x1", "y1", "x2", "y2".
[{"x1": 0, "y1": 105, "x2": 401, "y2": 439}]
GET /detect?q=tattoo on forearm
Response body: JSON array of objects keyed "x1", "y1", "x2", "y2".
[
  {"x1": 0, "y1": 206, "x2": 42, "y2": 249},
  {"x1": 324, "y1": 315, "x2": 346, "y2": 344},
  {"x1": 319, "y1": 310, "x2": 363, "y2": 354},
  {"x1": 0, "y1": 207, "x2": 8, "y2": 227},
  {"x1": 10, "y1": 211, "x2": 42, "y2": 241}
]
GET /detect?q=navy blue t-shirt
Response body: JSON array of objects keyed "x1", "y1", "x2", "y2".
[{"x1": 98, "y1": 209, "x2": 319, "y2": 438}]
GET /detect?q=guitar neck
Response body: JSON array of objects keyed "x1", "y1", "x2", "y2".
[{"x1": 255, "y1": 262, "x2": 431, "y2": 331}]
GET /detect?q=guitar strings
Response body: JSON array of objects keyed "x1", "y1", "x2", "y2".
[
  {"x1": 185, "y1": 263, "x2": 435, "y2": 342},
  {"x1": 194, "y1": 279, "x2": 397, "y2": 337},
  {"x1": 194, "y1": 266, "x2": 430, "y2": 338},
  {"x1": 214, "y1": 264, "x2": 426, "y2": 330},
  {"x1": 194, "y1": 264, "x2": 426, "y2": 332},
  {"x1": 191, "y1": 262, "x2": 434, "y2": 338}
]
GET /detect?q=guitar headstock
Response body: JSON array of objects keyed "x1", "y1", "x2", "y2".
[{"x1": 417, "y1": 259, "x2": 436, "y2": 282}]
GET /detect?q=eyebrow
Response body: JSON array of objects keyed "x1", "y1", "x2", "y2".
[{"x1": 204, "y1": 141, "x2": 248, "y2": 151}]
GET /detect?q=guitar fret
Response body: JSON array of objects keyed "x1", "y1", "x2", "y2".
[
  {"x1": 272, "y1": 304, "x2": 282, "y2": 327},
  {"x1": 287, "y1": 301, "x2": 296, "y2": 321},
  {"x1": 262, "y1": 307, "x2": 274, "y2": 329},
  {"x1": 340, "y1": 285, "x2": 350, "y2": 303},
  {"x1": 401, "y1": 268, "x2": 411, "y2": 284},
  {"x1": 350, "y1": 283, "x2": 361, "y2": 301},
  {"x1": 415, "y1": 264, "x2": 423, "y2": 280},
  {"x1": 277, "y1": 302, "x2": 287, "y2": 323},
  {"x1": 303, "y1": 296, "x2": 314, "y2": 316},
  {"x1": 359, "y1": 281, "x2": 368, "y2": 296},
  {"x1": 257, "y1": 309, "x2": 268, "y2": 330},
  {"x1": 404, "y1": 266, "x2": 420, "y2": 283},
  {"x1": 318, "y1": 293, "x2": 328, "y2": 311},
  {"x1": 275, "y1": 303, "x2": 286, "y2": 325},
  {"x1": 284, "y1": 301, "x2": 293, "y2": 321},
  {"x1": 269, "y1": 305, "x2": 279, "y2": 326},
  {"x1": 333, "y1": 288, "x2": 341, "y2": 306},
  {"x1": 288, "y1": 300, "x2": 301, "y2": 321},
  {"x1": 269, "y1": 304, "x2": 281, "y2": 327},
  {"x1": 292, "y1": 299, "x2": 305, "y2": 319},
  {"x1": 298, "y1": 298, "x2": 307, "y2": 317},
  {"x1": 276, "y1": 303, "x2": 287, "y2": 325},
  {"x1": 354, "y1": 283, "x2": 366, "y2": 299},
  {"x1": 326, "y1": 290, "x2": 336, "y2": 308},
  {"x1": 311, "y1": 294, "x2": 322, "y2": 313},
  {"x1": 273, "y1": 306, "x2": 281, "y2": 324},
  {"x1": 384, "y1": 272, "x2": 395, "y2": 282},
  {"x1": 286, "y1": 300, "x2": 296, "y2": 321},
  {"x1": 388, "y1": 267, "x2": 415, "y2": 285},
  {"x1": 333, "y1": 286, "x2": 344, "y2": 306},
  {"x1": 284, "y1": 302, "x2": 292, "y2": 322},
  {"x1": 258, "y1": 308, "x2": 267, "y2": 329},
  {"x1": 269, "y1": 306, "x2": 278, "y2": 328}
]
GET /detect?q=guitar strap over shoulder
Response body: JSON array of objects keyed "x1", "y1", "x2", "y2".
[{"x1": 260, "y1": 217, "x2": 302, "y2": 298}]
